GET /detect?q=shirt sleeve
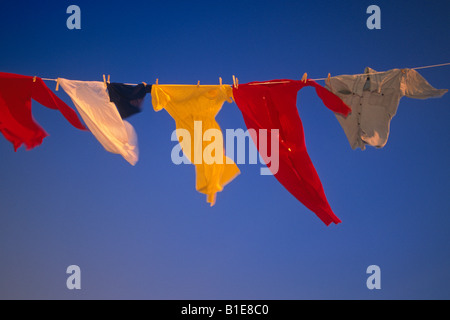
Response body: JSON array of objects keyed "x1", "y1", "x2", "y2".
[
  {"x1": 151, "y1": 85, "x2": 171, "y2": 112},
  {"x1": 308, "y1": 80, "x2": 352, "y2": 117},
  {"x1": 32, "y1": 77, "x2": 87, "y2": 130},
  {"x1": 401, "y1": 69, "x2": 448, "y2": 99}
]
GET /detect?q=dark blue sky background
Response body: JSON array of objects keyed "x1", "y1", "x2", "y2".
[{"x1": 0, "y1": 0, "x2": 449, "y2": 299}]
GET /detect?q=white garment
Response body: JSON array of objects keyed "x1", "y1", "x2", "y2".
[
  {"x1": 326, "y1": 68, "x2": 447, "y2": 150},
  {"x1": 59, "y1": 79, "x2": 138, "y2": 165}
]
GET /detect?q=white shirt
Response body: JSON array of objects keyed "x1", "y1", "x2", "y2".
[
  {"x1": 325, "y1": 67, "x2": 447, "y2": 150},
  {"x1": 59, "y1": 79, "x2": 139, "y2": 165}
]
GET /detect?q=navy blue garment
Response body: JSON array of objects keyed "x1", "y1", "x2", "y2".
[{"x1": 107, "y1": 82, "x2": 152, "y2": 119}]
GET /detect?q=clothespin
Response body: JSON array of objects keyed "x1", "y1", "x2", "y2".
[
  {"x1": 197, "y1": 80, "x2": 200, "y2": 88},
  {"x1": 301, "y1": 73, "x2": 307, "y2": 83},
  {"x1": 325, "y1": 73, "x2": 332, "y2": 89},
  {"x1": 142, "y1": 82, "x2": 147, "y2": 86},
  {"x1": 236, "y1": 77, "x2": 239, "y2": 89},
  {"x1": 32, "y1": 76, "x2": 36, "y2": 83},
  {"x1": 219, "y1": 77, "x2": 222, "y2": 87},
  {"x1": 156, "y1": 78, "x2": 159, "y2": 85},
  {"x1": 232, "y1": 75, "x2": 236, "y2": 88},
  {"x1": 107, "y1": 75, "x2": 110, "y2": 84},
  {"x1": 103, "y1": 74, "x2": 107, "y2": 88},
  {"x1": 401, "y1": 69, "x2": 406, "y2": 74},
  {"x1": 55, "y1": 78, "x2": 60, "y2": 91}
]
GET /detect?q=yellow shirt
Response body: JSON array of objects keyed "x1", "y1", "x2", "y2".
[{"x1": 152, "y1": 84, "x2": 240, "y2": 206}]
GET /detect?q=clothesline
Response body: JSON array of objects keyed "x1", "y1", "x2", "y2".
[
  {"x1": 40, "y1": 62, "x2": 450, "y2": 86},
  {"x1": 311, "y1": 62, "x2": 450, "y2": 81},
  {"x1": 2, "y1": 65, "x2": 447, "y2": 225}
]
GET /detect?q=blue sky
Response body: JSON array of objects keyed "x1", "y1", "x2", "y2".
[{"x1": 0, "y1": 0, "x2": 449, "y2": 299}]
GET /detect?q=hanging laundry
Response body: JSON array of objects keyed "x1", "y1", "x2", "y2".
[
  {"x1": 58, "y1": 78, "x2": 139, "y2": 165},
  {"x1": 232, "y1": 79, "x2": 351, "y2": 226},
  {"x1": 151, "y1": 84, "x2": 240, "y2": 206},
  {"x1": 326, "y1": 67, "x2": 448, "y2": 150},
  {"x1": 107, "y1": 82, "x2": 151, "y2": 119},
  {"x1": 0, "y1": 72, "x2": 86, "y2": 151}
]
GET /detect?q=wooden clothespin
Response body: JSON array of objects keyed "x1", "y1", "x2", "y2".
[
  {"x1": 55, "y1": 78, "x2": 60, "y2": 91},
  {"x1": 219, "y1": 77, "x2": 222, "y2": 87},
  {"x1": 327, "y1": 73, "x2": 331, "y2": 82},
  {"x1": 156, "y1": 78, "x2": 159, "y2": 85},
  {"x1": 232, "y1": 75, "x2": 236, "y2": 88},
  {"x1": 32, "y1": 76, "x2": 37, "y2": 83},
  {"x1": 197, "y1": 80, "x2": 200, "y2": 88},
  {"x1": 236, "y1": 77, "x2": 239, "y2": 89},
  {"x1": 103, "y1": 74, "x2": 107, "y2": 88},
  {"x1": 301, "y1": 73, "x2": 307, "y2": 83},
  {"x1": 107, "y1": 75, "x2": 110, "y2": 84}
]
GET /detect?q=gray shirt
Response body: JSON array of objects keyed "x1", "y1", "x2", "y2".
[{"x1": 325, "y1": 67, "x2": 447, "y2": 150}]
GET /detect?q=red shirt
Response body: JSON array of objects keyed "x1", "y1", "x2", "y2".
[
  {"x1": 0, "y1": 72, "x2": 85, "y2": 151},
  {"x1": 232, "y1": 79, "x2": 351, "y2": 225}
]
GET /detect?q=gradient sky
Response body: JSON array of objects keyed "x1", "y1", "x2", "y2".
[{"x1": 0, "y1": 0, "x2": 449, "y2": 300}]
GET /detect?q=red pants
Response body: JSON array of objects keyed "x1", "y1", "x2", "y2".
[{"x1": 233, "y1": 79, "x2": 351, "y2": 225}]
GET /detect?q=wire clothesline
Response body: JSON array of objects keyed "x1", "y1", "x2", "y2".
[
  {"x1": 310, "y1": 62, "x2": 450, "y2": 81},
  {"x1": 40, "y1": 62, "x2": 450, "y2": 86}
]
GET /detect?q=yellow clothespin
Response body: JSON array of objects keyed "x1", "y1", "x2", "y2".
[
  {"x1": 301, "y1": 73, "x2": 307, "y2": 83},
  {"x1": 32, "y1": 76, "x2": 36, "y2": 83},
  {"x1": 56, "y1": 78, "x2": 60, "y2": 91}
]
